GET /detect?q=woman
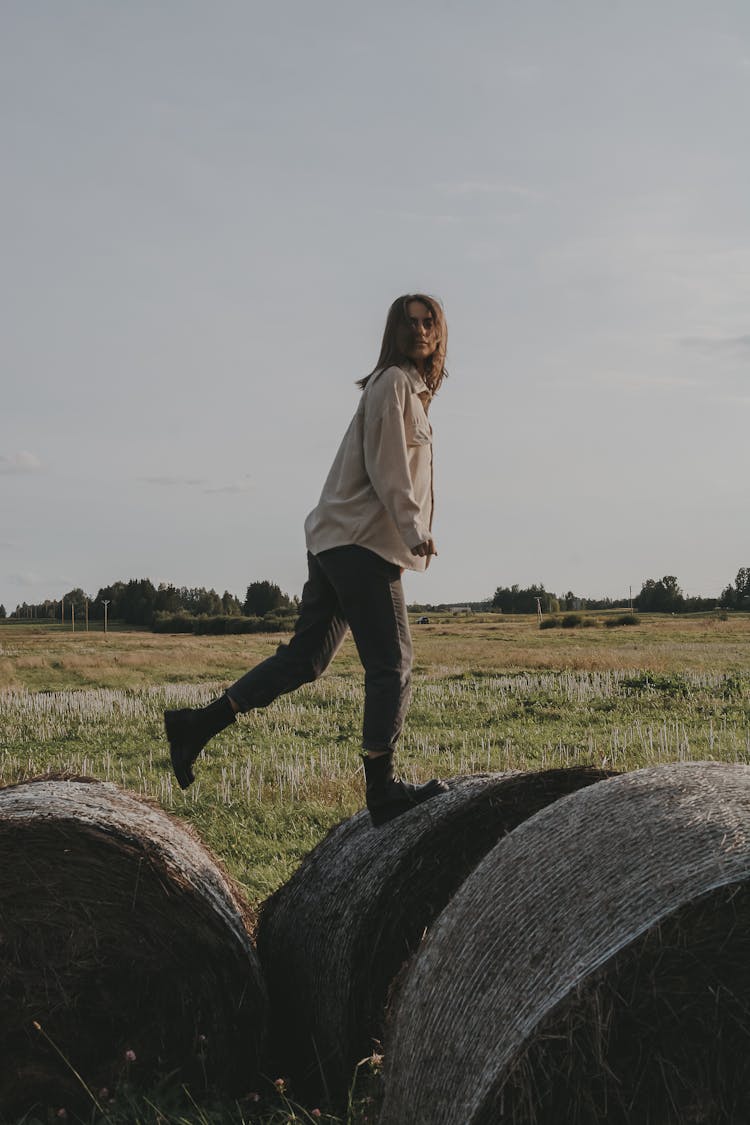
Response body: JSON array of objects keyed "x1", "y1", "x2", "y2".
[{"x1": 165, "y1": 294, "x2": 449, "y2": 826}]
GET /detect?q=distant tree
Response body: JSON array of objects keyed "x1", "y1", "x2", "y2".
[
  {"x1": 635, "y1": 576, "x2": 685, "y2": 613},
  {"x1": 90, "y1": 579, "x2": 156, "y2": 625},
  {"x1": 12, "y1": 602, "x2": 36, "y2": 619},
  {"x1": 221, "y1": 590, "x2": 243, "y2": 615},
  {"x1": 682, "y1": 595, "x2": 719, "y2": 612},
  {"x1": 582, "y1": 596, "x2": 630, "y2": 610},
  {"x1": 154, "y1": 583, "x2": 183, "y2": 615},
  {"x1": 492, "y1": 583, "x2": 559, "y2": 614},
  {"x1": 90, "y1": 581, "x2": 127, "y2": 621},
  {"x1": 737, "y1": 567, "x2": 750, "y2": 601},
  {"x1": 194, "y1": 588, "x2": 223, "y2": 615},
  {"x1": 120, "y1": 578, "x2": 157, "y2": 625},
  {"x1": 169, "y1": 587, "x2": 221, "y2": 615},
  {"x1": 0, "y1": 604, "x2": 6, "y2": 619},
  {"x1": 61, "y1": 588, "x2": 89, "y2": 618},
  {"x1": 93, "y1": 580, "x2": 244, "y2": 622},
  {"x1": 243, "y1": 580, "x2": 290, "y2": 617},
  {"x1": 180, "y1": 587, "x2": 203, "y2": 613},
  {"x1": 720, "y1": 566, "x2": 750, "y2": 609}
]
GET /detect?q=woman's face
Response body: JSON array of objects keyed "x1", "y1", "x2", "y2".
[{"x1": 404, "y1": 300, "x2": 437, "y2": 364}]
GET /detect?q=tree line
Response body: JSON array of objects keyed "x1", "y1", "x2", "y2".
[
  {"x1": 490, "y1": 568, "x2": 750, "y2": 615},
  {"x1": 7, "y1": 578, "x2": 297, "y2": 629},
  {"x1": 4, "y1": 566, "x2": 749, "y2": 628}
]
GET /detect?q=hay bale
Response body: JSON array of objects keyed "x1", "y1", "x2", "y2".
[
  {"x1": 0, "y1": 777, "x2": 267, "y2": 1117},
  {"x1": 256, "y1": 766, "x2": 613, "y2": 1104},
  {"x1": 380, "y1": 761, "x2": 750, "y2": 1125}
]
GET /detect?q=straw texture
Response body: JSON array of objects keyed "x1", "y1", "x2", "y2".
[
  {"x1": 256, "y1": 766, "x2": 613, "y2": 1104},
  {"x1": 380, "y1": 762, "x2": 750, "y2": 1125},
  {"x1": 0, "y1": 777, "x2": 267, "y2": 1116}
]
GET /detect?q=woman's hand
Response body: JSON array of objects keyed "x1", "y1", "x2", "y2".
[{"x1": 411, "y1": 538, "x2": 437, "y2": 559}]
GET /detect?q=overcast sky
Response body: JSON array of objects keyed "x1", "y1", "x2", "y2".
[{"x1": 2, "y1": 0, "x2": 749, "y2": 612}]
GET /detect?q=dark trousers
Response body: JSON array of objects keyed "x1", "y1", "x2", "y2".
[{"x1": 227, "y1": 546, "x2": 413, "y2": 753}]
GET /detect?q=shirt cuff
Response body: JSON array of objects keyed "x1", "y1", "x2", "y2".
[{"x1": 402, "y1": 522, "x2": 431, "y2": 550}]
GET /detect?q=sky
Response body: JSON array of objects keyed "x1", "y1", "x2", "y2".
[{"x1": 2, "y1": 0, "x2": 749, "y2": 612}]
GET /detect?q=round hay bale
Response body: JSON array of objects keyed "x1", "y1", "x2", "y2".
[
  {"x1": 0, "y1": 777, "x2": 267, "y2": 1117},
  {"x1": 380, "y1": 761, "x2": 750, "y2": 1125},
  {"x1": 256, "y1": 766, "x2": 613, "y2": 1104}
]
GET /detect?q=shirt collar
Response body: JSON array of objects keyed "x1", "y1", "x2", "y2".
[{"x1": 400, "y1": 361, "x2": 430, "y2": 395}]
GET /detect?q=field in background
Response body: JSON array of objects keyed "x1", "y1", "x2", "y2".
[
  {"x1": 2, "y1": 613, "x2": 749, "y2": 906},
  {"x1": 1, "y1": 614, "x2": 749, "y2": 1122},
  {"x1": 3, "y1": 611, "x2": 750, "y2": 690}
]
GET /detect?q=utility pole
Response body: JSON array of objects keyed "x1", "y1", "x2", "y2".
[
  {"x1": 61, "y1": 596, "x2": 64, "y2": 629},
  {"x1": 85, "y1": 598, "x2": 89, "y2": 632},
  {"x1": 103, "y1": 599, "x2": 110, "y2": 635},
  {"x1": 535, "y1": 596, "x2": 543, "y2": 626},
  {"x1": 629, "y1": 585, "x2": 633, "y2": 611},
  {"x1": 71, "y1": 603, "x2": 75, "y2": 633}
]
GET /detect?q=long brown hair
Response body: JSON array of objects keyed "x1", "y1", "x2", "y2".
[{"x1": 357, "y1": 293, "x2": 448, "y2": 394}]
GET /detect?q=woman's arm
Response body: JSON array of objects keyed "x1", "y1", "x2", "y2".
[{"x1": 363, "y1": 370, "x2": 434, "y2": 554}]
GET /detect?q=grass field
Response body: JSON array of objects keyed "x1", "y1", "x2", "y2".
[{"x1": 1, "y1": 612, "x2": 749, "y2": 1123}]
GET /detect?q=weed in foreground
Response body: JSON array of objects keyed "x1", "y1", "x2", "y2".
[{"x1": 5, "y1": 1058, "x2": 381, "y2": 1125}]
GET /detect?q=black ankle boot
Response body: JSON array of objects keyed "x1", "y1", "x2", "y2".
[
  {"x1": 164, "y1": 695, "x2": 236, "y2": 789},
  {"x1": 363, "y1": 752, "x2": 449, "y2": 827}
]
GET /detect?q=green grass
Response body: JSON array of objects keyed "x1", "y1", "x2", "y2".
[
  {"x1": 3, "y1": 664, "x2": 748, "y2": 902},
  {"x1": 1, "y1": 615, "x2": 749, "y2": 1122},
  {"x1": 1, "y1": 616, "x2": 749, "y2": 901}
]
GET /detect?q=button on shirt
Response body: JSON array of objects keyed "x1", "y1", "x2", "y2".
[{"x1": 304, "y1": 363, "x2": 435, "y2": 572}]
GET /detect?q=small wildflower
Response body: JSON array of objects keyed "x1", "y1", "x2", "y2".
[
  {"x1": 124, "y1": 1048, "x2": 137, "y2": 1062},
  {"x1": 98, "y1": 1088, "x2": 110, "y2": 1101},
  {"x1": 247, "y1": 1092, "x2": 261, "y2": 1103},
  {"x1": 56, "y1": 1111, "x2": 67, "y2": 1120},
  {"x1": 198, "y1": 1033, "x2": 207, "y2": 1044},
  {"x1": 311, "y1": 1110, "x2": 321, "y2": 1118}
]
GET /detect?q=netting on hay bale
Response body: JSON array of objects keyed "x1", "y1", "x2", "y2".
[
  {"x1": 380, "y1": 761, "x2": 750, "y2": 1125},
  {"x1": 255, "y1": 766, "x2": 614, "y2": 1105},
  {"x1": 0, "y1": 777, "x2": 268, "y2": 1118}
]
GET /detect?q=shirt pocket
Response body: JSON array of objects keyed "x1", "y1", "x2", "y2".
[{"x1": 405, "y1": 398, "x2": 432, "y2": 446}]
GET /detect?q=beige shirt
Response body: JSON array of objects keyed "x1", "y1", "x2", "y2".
[{"x1": 304, "y1": 363, "x2": 435, "y2": 572}]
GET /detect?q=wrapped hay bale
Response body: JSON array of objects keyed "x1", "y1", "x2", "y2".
[
  {"x1": 380, "y1": 761, "x2": 750, "y2": 1125},
  {"x1": 256, "y1": 766, "x2": 613, "y2": 1104},
  {"x1": 0, "y1": 777, "x2": 267, "y2": 1117}
]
